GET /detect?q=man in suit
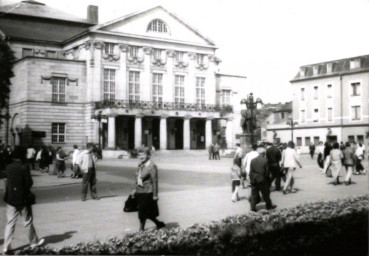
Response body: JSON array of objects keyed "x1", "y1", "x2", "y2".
[
  {"x1": 78, "y1": 143, "x2": 99, "y2": 201},
  {"x1": 266, "y1": 141, "x2": 282, "y2": 191},
  {"x1": 249, "y1": 147, "x2": 277, "y2": 212},
  {"x1": 3, "y1": 147, "x2": 44, "y2": 254}
]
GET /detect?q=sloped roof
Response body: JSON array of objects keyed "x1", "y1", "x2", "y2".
[
  {"x1": 292, "y1": 54, "x2": 369, "y2": 82},
  {"x1": 0, "y1": 0, "x2": 93, "y2": 24},
  {"x1": 90, "y1": 6, "x2": 216, "y2": 47},
  {"x1": 0, "y1": 1, "x2": 92, "y2": 43}
]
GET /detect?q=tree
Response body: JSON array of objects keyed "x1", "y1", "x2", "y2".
[{"x1": 0, "y1": 37, "x2": 16, "y2": 126}]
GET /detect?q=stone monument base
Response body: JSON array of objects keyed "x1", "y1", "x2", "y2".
[{"x1": 238, "y1": 134, "x2": 254, "y2": 154}]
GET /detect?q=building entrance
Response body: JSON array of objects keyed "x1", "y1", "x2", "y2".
[
  {"x1": 142, "y1": 117, "x2": 160, "y2": 149},
  {"x1": 190, "y1": 119, "x2": 205, "y2": 149},
  {"x1": 167, "y1": 118, "x2": 183, "y2": 149},
  {"x1": 116, "y1": 116, "x2": 135, "y2": 150}
]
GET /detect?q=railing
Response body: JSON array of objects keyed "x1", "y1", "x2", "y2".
[{"x1": 94, "y1": 100, "x2": 233, "y2": 113}]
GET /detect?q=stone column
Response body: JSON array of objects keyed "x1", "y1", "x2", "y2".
[
  {"x1": 160, "y1": 116, "x2": 167, "y2": 150},
  {"x1": 226, "y1": 118, "x2": 233, "y2": 149},
  {"x1": 205, "y1": 117, "x2": 213, "y2": 148},
  {"x1": 108, "y1": 116, "x2": 116, "y2": 149},
  {"x1": 183, "y1": 116, "x2": 191, "y2": 150},
  {"x1": 135, "y1": 116, "x2": 142, "y2": 148}
]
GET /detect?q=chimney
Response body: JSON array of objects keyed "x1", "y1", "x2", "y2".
[{"x1": 87, "y1": 5, "x2": 98, "y2": 24}]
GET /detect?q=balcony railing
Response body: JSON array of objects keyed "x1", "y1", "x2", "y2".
[{"x1": 94, "y1": 100, "x2": 233, "y2": 113}]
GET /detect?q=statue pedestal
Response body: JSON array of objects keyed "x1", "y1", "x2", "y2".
[{"x1": 238, "y1": 134, "x2": 254, "y2": 154}]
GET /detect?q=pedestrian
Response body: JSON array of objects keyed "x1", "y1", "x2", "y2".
[
  {"x1": 249, "y1": 147, "x2": 277, "y2": 212},
  {"x1": 71, "y1": 145, "x2": 81, "y2": 178},
  {"x1": 132, "y1": 147, "x2": 165, "y2": 231},
  {"x1": 55, "y1": 147, "x2": 67, "y2": 178},
  {"x1": 266, "y1": 140, "x2": 282, "y2": 191},
  {"x1": 281, "y1": 141, "x2": 302, "y2": 194},
  {"x1": 151, "y1": 145, "x2": 156, "y2": 156},
  {"x1": 40, "y1": 147, "x2": 49, "y2": 173},
  {"x1": 230, "y1": 159, "x2": 241, "y2": 202},
  {"x1": 355, "y1": 143, "x2": 366, "y2": 175},
  {"x1": 339, "y1": 141, "x2": 346, "y2": 151},
  {"x1": 3, "y1": 147, "x2": 44, "y2": 254},
  {"x1": 242, "y1": 144, "x2": 259, "y2": 189},
  {"x1": 323, "y1": 142, "x2": 332, "y2": 176},
  {"x1": 343, "y1": 141, "x2": 354, "y2": 185},
  {"x1": 26, "y1": 145, "x2": 36, "y2": 170},
  {"x1": 317, "y1": 141, "x2": 324, "y2": 169},
  {"x1": 309, "y1": 143, "x2": 316, "y2": 159},
  {"x1": 78, "y1": 143, "x2": 99, "y2": 201},
  {"x1": 234, "y1": 143, "x2": 243, "y2": 168},
  {"x1": 35, "y1": 148, "x2": 42, "y2": 171},
  {"x1": 208, "y1": 143, "x2": 214, "y2": 160},
  {"x1": 213, "y1": 142, "x2": 221, "y2": 160},
  {"x1": 329, "y1": 142, "x2": 343, "y2": 185}
]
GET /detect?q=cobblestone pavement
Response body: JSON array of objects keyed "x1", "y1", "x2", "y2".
[{"x1": 0, "y1": 151, "x2": 367, "y2": 251}]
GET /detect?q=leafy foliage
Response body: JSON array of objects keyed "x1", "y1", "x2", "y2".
[{"x1": 16, "y1": 195, "x2": 369, "y2": 255}]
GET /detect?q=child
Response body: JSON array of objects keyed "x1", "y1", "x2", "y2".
[{"x1": 230, "y1": 159, "x2": 241, "y2": 202}]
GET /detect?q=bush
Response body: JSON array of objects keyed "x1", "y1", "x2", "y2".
[{"x1": 16, "y1": 195, "x2": 369, "y2": 255}]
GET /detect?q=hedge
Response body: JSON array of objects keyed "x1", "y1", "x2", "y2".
[{"x1": 15, "y1": 195, "x2": 368, "y2": 255}]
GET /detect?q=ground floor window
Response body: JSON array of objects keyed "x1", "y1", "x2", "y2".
[
  {"x1": 52, "y1": 123, "x2": 65, "y2": 143},
  {"x1": 296, "y1": 137, "x2": 302, "y2": 146},
  {"x1": 314, "y1": 136, "x2": 319, "y2": 145},
  {"x1": 348, "y1": 135, "x2": 355, "y2": 142},
  {"x1": 305, "y1": 137, "x2": 311, "y2": 146},
  {"x1": 357, "y1": 135, "x2": 364, "y2": 144}
]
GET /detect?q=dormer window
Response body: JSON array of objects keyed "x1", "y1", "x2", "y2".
[{"x1": 147, "y1": 19, "x2": 169, "y2": 34}]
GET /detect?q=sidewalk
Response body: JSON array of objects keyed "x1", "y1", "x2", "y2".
[{"x1": 0, "y1": 153, "x2": 367, "y2": 251}]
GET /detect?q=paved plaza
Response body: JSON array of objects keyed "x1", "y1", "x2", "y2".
[{"x1": 0, "y1": 151, "x2": 368, "y2": 251}]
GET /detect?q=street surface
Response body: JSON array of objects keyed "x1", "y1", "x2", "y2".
[{"x1": 0, "y1": 151, "x2": 367, "y2": 251}]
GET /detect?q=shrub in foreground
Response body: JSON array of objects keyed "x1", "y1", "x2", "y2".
[{"x1": 16, "y1": 195, "x2": 369, "y2": 255}]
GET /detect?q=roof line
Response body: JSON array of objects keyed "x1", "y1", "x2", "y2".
[
  {"x1": 290, "y1": 68, "x2": 369, "y2": 83},
  {"x1": 14, "y1": 56, "x2": 85, "y2": 65},
  {"x1": 299, "y1": 54, "x2": 369, "y2": 68},
  {"x1": 90, "y1": 5, "x2": 216, "y2": 46},
  {"x1": 0, "y1": 12, "x2": 94, "y2": 25}
]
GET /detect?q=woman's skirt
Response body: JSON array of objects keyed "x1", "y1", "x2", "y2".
[
  {"x1": 330, "y1": 160, "x2": 342, "y2": 178},
  {"x1": 136, "y1": 193, "x2": 159, "y2": 220}
]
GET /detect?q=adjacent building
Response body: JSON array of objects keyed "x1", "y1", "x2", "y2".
[
  {"x1": 267, "y1": 55, "x2": 369, "y2": 152},
  {"x1": 0, "y1": 1, "x2": 247, "y2": 152}
]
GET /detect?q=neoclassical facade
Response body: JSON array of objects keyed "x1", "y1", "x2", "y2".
[{"x1": 0, "y1": 1, "x2": 246, "y2": 152}]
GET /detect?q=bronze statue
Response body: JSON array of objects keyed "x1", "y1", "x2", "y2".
[{"x1": 240, "y1": 108, "x2": 257, "y2": 134}]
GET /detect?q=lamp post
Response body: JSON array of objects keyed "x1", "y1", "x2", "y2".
[
  {"x1": 91, "y1": 111, "x2": 107, "y2": 151},
  {"x1": 240, "y1": 93, "x2": 263, "y2": 144},
  {"x1": 287, "y1": 117, "x2": 298, "y2": 142}
]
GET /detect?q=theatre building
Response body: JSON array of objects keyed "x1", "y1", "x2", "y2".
[{"x1": 0, "y1": 1, "x2": 246, "y2": 153}]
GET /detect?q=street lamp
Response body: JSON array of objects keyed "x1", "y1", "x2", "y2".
[
  {"x1": 287, "y1": 117, "x2": 298, "y2": 142},
  {"x1": 240, "y1": 93, "x2": 263, "y2": 144},
  {"x1": 91, "y1": 111, "x2": 107, "y2": 151}
]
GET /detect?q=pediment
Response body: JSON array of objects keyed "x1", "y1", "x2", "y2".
[{"x1": 92, "y1": 6, "x2": 215, "y2": 47}]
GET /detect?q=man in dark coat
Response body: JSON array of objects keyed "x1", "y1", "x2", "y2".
[
  {"x1": 249, "y1": 147, "x2": 276, "y2": 212},
  {"x1": 3, "y1": 147, "x2": 44, "y2": 254},
  {"x1": 266, "y1": 141, "x2": 282, "y2": 191}
]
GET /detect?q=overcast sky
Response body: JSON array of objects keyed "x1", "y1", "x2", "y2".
[{"x1": 2, "y1": 0, "x2": 369, "y2": 103}]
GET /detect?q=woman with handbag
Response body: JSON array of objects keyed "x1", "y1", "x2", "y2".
[
  {"x1": 3, "y1": 147, "x2": 44, "y2": 254},
  {"x1": 132, "y1": 147, "x2": 165, "y2": 231}
]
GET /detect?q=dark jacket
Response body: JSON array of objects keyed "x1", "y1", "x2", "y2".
[
  {"x1": 4, "y1": 160, "x2": 33, "y2": 207},
  {"x1": 135, "y1": 160, "x2": 158, "y2": 198},
  {"x1": 266, "y1": 146, "x2": 281, "y2": 166},
  {"x1": 250, "y1": 156, "x2": 269, "y2": 185}
]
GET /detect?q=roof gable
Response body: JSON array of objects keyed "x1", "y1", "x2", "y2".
[{"x1": 92, "y1": 6, "x2": 216, "y2": 47}]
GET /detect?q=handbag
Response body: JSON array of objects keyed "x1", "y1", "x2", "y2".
[{"x1": 123, "y1": 194, "x2": 138, "y2": 212}]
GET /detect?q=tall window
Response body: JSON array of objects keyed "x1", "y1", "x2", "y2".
[
  {"x1": 103, "y1": 69, "x2": 115, "y2": 101},
  {"x1": 313, "y1": 86, "x2": 318, "y2": 99},
  {"x1": 222, "y1": 90, "x2": 231, "y2": 105},
  {"x1": 305, "y1": 137, "x2": 311, "y2": 146},
  {"x1": 22, "y1": 48, "x2": 33, "y2": 57},
  {"x1": 175, "y1": 51, "x2": 184, "y2": 62},
  {"x1": 327, "y1": 84, "x2": 332, "y2": 98},
  {"x1": 52, "y1": 77, "x2": 66, "y2": 103},
  {"x1": 300, "y1": 110, "x2": 306, "y2": 123},
  {"x1": 153, "y1": 49, "x2": 162, "y2": 60},
  {"x1": 296, "y1": 137, "x2": 302, "y2": 147},
  {"x1": 52, "y1": 123, "x2": 65, "y2": 143},
  {"x1": 129, "y1": 71, "x2": 140, "y2": 102},
  {"x1": 129, "y1": 46, "x2": 139, "y2": 58},
  {"x1": 301, "y1": 88, "x2": 305, "y2": 101},
  {"x1": 174, "y1": 75, "x2": 185, "y2": 104},
  {"x1": 351, "y1": 82, "x2": 360, "y2": 96},
  {"x1": 281, "y1": 112, "x2": 285, "y2": 119},
  {"x1": 152, "y1": 73, "x2": 163, "y2": 104},
  {"x1": 196, "y1": 77, "x2": 205, "y2": 106},
  {"x1": 196, "y1": 54, "x2": 205, "y2": 65},
  {"x1": 104, "y1": 43, "x2": 114, "y2": 54},
  {"x1": 313, "y1": 109, "x2": 319, "y2": 122},
  {"x1": 147, "y1": 19, "x2": 168, "y2": 33},
  {"x1": 314, "y1": 136, "x2": 320, "y2": 145},
  {"x1": 351, "y1": 106, "x2": 361, "y2": 120},
  {"x1": 327, "y1": 107, "x2": 333, "y2": 121}
]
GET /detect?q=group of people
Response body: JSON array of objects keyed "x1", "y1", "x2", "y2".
[
  {"x1": 208, "y1": 142, "x2": 221, "y2": 160},
  {"x1": 317, "y1": 140, "x2": 367, "y2": 185},
  {"x1": 231, "y1": 141, "x2": 302, "y2": 212}
]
